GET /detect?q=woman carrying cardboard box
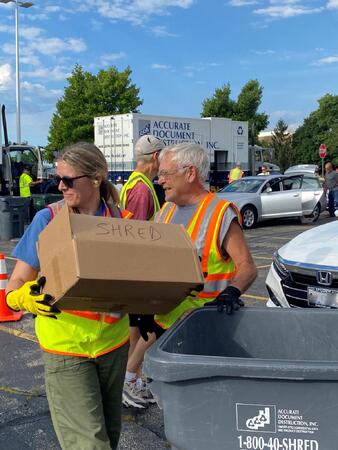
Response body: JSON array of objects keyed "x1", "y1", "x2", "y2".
[{"x1": 5, "y1": 143, "x2": 130, "y2": 450}]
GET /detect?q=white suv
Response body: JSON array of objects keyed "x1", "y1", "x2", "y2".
[{"x1": 266, "y1": 219, "x2": 338, "y2": 308}]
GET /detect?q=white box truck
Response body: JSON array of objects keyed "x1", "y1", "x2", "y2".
[{"x1": 94, "y1": 113, "x2": 275, "y2": 188}]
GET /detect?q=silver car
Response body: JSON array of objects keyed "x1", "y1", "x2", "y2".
[{"x1": 217, "y1": 174, "x2": 326, "y2": 229}]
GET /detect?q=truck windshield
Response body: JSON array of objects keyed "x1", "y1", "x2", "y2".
[{"x1": 221, "y1": 178, "x2": 264, "y2": 193}]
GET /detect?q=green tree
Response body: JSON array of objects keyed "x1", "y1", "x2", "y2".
[
  {"x1": 271, "y1": 119, "x2": 293, "y2": 172},
  {"x1": 201, "y1": 79, "x2": 269, "y2": 144},
  {"x1": 46, "y1": 65, "x2": 142, "y2": 161},
  {"x1": 201, "y1": 83, "x2": 235, "y2": 118},
  {"x1": 292, "y1": 94, "x2": 338, "y2": 165}
]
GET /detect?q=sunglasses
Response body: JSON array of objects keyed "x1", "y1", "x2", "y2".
[{"x1": 55, "y1": 175, "x2": 88, "y2": 189}]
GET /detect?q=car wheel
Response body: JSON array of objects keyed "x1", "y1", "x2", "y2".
[
  {"x1": 241, "y1": 205, "x2": 257, "y2": 229},
  {"x1": 301, "y1": 203, "x2": 321, "y2": 224}
]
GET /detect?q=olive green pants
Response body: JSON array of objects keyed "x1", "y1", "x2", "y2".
[{"x1": 43, "y1": 344, "x2": 129, "y2": 450}]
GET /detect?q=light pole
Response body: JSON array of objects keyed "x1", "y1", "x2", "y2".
[{"x1": 0, "y1": 0, "x2": 34, "y2": 144}]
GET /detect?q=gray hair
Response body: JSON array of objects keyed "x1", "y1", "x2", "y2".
[{"x1": 159, "y1": 143, "x2": 209, "y2": 182}]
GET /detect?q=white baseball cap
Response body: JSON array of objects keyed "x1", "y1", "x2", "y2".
[{"x1": 135, "y1": 135, "x2": 164, "y2": 157}]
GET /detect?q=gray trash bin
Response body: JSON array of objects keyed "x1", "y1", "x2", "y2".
[
  {"x1": 0, "y1": 196, "x2": 29, "y2": 240},
  {"x1": 144, "y1": 307, "x2": 338, "y2": 450}
]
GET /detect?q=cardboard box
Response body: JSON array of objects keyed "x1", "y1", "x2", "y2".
[{"x1": 38, "y1": 206, "x2": 204, "y2": 314}]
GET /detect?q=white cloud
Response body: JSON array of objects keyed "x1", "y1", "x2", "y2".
[
  {"x1": 72, "y1": 0, "x2": 195, "y2": 25},
  {"x1": 100, "y1": 52, "x2": 126, "y2": 66},
  {"x1": 327, "y1": 0, "x2": 338, "y2": 8},
  {"x1": 252, "y1": 49, "x2": 276, "y2": 55},
  {"x1": 21, "y1": 27, "x2": 44, "y2": 40},
  {"x1": 313, "y1": 56, "x2": 338, "y2": 65},
  {"x1": 229, "y1": 0, "x2": 258, "y2": 6},
  {"x1": 0, "y1": 63, "x2": 13, "y2": 91},
  {"x1": 21, "y1": 81, "x2": 62, "y2": 99},
  {"x1": 151, "y1": 63, "x2": 172, "y2": 69},
  {"x1": 22, "y1": 66, "x2": 71, "y2": 81},
  {"x1": 29, "y1": 37, "x2": 86, "y2": 55},
  {"x1": 254, "y1": 5, "x2": 323, "y2": 18},
  {"x1": 0, "y1": 24, "x2": 12, "y2": 33},
  {"x1": 150, "y1": 26, "x2": 178, "y2": 37}
]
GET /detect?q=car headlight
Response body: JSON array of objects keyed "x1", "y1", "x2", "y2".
[{"x1": 273, "y1": 252, "x2": 289, "y2": 279}]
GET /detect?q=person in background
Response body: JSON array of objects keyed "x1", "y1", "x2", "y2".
[
  {"x1": 19, "y1": 166, "x2": 43, "y2": 222},
  {"x1": 323, "y1": 162, "x2": 338, "y2": 217},
  {"x1": 114, "y1": 176, "x2": 124, "y2": 196},
  {"x1": 19, "y1": 166, "x2": 43, "y2": 198},
  {"x1": 119, "y1": 134, "x2": 164, "y2": 408},
  {"x1": 228, "y1": 163, "x2": 243, "y2": 183},
  {"x1": 6, "y1": 142, "x2": 130, "y2": 450},
  {"x1": 258, "y1": 164, "x2": 270, "y2": 176}
]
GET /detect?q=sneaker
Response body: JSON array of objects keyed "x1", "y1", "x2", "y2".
[
  {"x1": 122, "y1": 380, "x2": 148, "y2": 409},
  {"x1": 136, "y1": 377, "x2": 157, "y2": 404}
]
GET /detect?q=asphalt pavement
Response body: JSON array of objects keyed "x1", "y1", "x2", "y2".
[{"x1": 0, "y1": 212, "x2": 335, "y2": 449}]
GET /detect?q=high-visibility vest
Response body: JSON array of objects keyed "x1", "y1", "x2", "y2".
[
  {"x1": 119, "y1": 171, "x2": 160, "y2": 220},
  {"x1": 155, "y1": 192, "x2": 241, "y2": 329},
  {"x1": 228, "y1": 167, "x2": 243, "y2": 183},
  {"x1": 19, "y1": 173, "x2": 33, "y2": 197},
  {"x1": 35, "y1": 199, "x2": 129, "y2": 358}
]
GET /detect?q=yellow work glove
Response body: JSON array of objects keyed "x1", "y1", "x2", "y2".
[{"x1": 6, "y1": 277, "x2": 60, "y2": 319}]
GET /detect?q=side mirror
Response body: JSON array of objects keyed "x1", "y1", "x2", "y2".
[{"x1": 265, "y1": 186, "x2": 272, "y2": 193}]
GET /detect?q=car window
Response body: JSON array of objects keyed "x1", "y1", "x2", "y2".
[
  {"x1": 221, "y1": 178, "x2": 264, "y2": 193},
  {"x1": 301, "y1": 177, "x2": 321, "y2": 189},
  {"x1": 282, "y1": 177, "x2": 301, "y2": 191},
  {"x1": 262, "y1": 179, "x2": 281, "y2": 192}
]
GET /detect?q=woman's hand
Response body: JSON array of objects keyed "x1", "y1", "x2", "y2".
[{"x1": 6, "y1": 277, "x2": 60, "y2": 319}]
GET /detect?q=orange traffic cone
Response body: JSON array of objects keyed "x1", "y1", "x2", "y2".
[{"x1": 0, "y1": 253, "x2": 23, "y2": 322}]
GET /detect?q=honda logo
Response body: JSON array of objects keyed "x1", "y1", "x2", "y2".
[{"x1": 316, "y1": 271, "x2": 333, "y2": 286}]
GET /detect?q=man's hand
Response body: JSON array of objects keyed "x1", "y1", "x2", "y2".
[
  {"x1": 6, "y1": 277, "x2": 60, "y2": 318},
  {"x1": 207, "y1": 286, "x2": 244, "y2": 314},
  {"x1": 135, "y1": 314, "x2": 164, "y2": 341}
]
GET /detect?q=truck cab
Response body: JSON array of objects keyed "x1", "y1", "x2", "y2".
[{"x1": 1, "y1": 144, "x2": 44, "y2": 196}]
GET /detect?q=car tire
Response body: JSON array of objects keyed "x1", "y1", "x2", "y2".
[
  {"x1": 241, "y1": 205, "x2": 257, "y2": 229},
  {"x1": 301, "y1": 203, "x2": 321, "y2": 224}
]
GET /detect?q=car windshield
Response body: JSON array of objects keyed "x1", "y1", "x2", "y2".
[{"x1": 221, "y1": 178, "x2": 265, "y2": 193}]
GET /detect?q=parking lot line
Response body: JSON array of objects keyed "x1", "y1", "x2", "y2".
[
  {"x1": 5, "y1": 255, "x2": 16, "y2": 261},
  {"x1": 0, "y1": 324, "x2": 38, "y2": 343},
  {"x1": 256, "y1": 264, "x2": 271, "y2": 269},
  {"x1": 252, "y1": 255, "x2": 272, "y2": 260},
  {"x1": 242, "y1": 293, "x2": 268, "y2": 302}
]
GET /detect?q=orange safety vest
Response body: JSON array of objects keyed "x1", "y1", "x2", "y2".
[
  {"x1": 228, "y1": 167, "x2": 243, "y2": 183},
  {"x1": 155, "y1": 192, "x2": 242, "y2": 329},
  {"x1": 35, "y1": 199, "x2": 130, "y2": 358}
]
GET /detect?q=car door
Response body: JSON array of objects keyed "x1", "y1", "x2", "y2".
[
  {"x1": 300, "y1": 176, "x2": 325, "y2": 214},
  {"x1": 261, "y1": 178, "x2": 284, "y2": 217},
  {"x1": 261, "y1": 176, "x2": 302, "y2": 218}
]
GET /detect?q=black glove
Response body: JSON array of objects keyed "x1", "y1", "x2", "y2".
[
  {"x1": 135, "y1": 315, "x2": 165, "y2": 341},
  {"x1": 208, "y1": 286, "x2": 244, "y2": 314}
]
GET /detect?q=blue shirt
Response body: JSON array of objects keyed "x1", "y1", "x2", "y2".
[{"x1": 13, "y1": 202, "x2": 107, "y2": 271}]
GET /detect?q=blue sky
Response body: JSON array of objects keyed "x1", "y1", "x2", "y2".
[{"x1": 0, "y1": 0, "x2": 338, "y2": 146}]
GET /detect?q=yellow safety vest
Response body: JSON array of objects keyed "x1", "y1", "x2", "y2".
[
  {"x1": 19, "y1": 173, "x2": 33, "y2": 197},
  {"x1": 228, "y1": 167, "x2": 243, "y2": 183},
  {"x1": 155, "y1": 192, "x2": 241, "y2": 329},
  {"x1": 35, "y1": 200, "x2": 129, "y2": 358},
  {"x1": 119, "y1": 171, "x2": 160, "y2": 220}
]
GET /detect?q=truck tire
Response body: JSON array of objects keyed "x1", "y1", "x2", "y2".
[{"x1": 241, "y1": 205, "x2": 257, "y2": 229}]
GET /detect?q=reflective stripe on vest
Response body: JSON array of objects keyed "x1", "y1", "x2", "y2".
[
  {"x1": 19, "y1": 173, "x2": 32, "y2": 197},
  {"x1": 119, "y1": 172, "x2": 160, "y2": 220},
  {"x1": 36, "y1": 199, "x2": 129, "y2": 358},
  {"x1": 155, "y1": 192, "x2": 241, "y2": 329}
]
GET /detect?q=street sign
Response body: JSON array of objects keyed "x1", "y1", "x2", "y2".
[{"x1": 319, "y1": 143, "x2": 327, "y2": 158}]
